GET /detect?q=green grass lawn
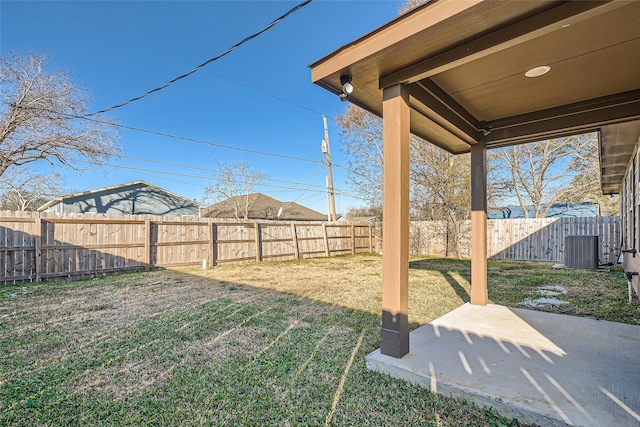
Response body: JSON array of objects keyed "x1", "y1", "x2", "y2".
[{"x1": 0, "y1": 254, "x2": 636, "y2": 426}]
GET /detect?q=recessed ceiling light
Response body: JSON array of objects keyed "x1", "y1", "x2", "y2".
[{"x1": 525, "y1": 66, "x2": 551, "y2": 78}]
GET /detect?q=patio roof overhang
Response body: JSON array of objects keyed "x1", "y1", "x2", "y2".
[{"x1": 310, "y1": 0, "x2": 640, "y2": 194}]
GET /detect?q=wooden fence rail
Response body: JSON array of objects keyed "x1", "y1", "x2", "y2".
[
  {"x1": 0, "y1": 211, "x2": 375, "y2": 284},
  {"x1": 410, "y1": 216, "x2": 621, "y2": 263}
]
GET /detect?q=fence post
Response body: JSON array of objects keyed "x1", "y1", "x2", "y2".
[
  {"x1": 144, "y1": 219, "x2": 151, "y2": 271},
  {"x1": 351, "y1": 224, "x2": 356, "y2": 254},
  {"x1": 254, "y1": 221, "x2": 261, "y2": 262},
  {"x1": 368, "y1": 225, "x2": 373, "y2": 253},
  {"x1": 34, "y1": 214, "x2": 42, "y2": 282},
  {"x1": 209, "y1": 220, "x2": 217, "y2": 267},
  {"x1": 322, "y1": 223, "x2": 330, "y2": 256},
  {"x1": 291, "y1": 223, "x2": 300, "y2": 259}
]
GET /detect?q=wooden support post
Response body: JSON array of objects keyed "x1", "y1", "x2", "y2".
[
  {"x1": 34, "y1": 215, "x2": 42, "y2": 282},
  {"x1": 254, "y1": 221, "x2": 261, "y2": 262},
  {"x1": 380, "y1": 84, "x2": 410, "y2": 358},
  {"x1": 322, "y1": 223, "x2": 330, "y2": 256},
  {"x1": 144, "y1": 219, "x2": 151, "y2": 271},
  {"x1": 351, "y1": 224, "x2": 356, "y2": 254},
  {"x1": 368, "y1": 225, "x2": 373, "y2": 253},
  {"x1": 471, "y1": 142, "x2": 488, "y2": 305},
  {"x1": 208, "y1": 220, "x2": 216, "y2": 268},
  {"x1": 291, "y1": 223, "x2": 300, "y2": 259}
]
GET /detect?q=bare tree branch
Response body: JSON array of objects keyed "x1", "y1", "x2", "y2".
[
  {"x1": 202, "y1": 161, "x2": 267, "y2": 221},
  {"x1": 0, "y1": 167, "x2": 65, "y2": 211},
  {"x1": 336, "y1": 105, "x2": 384, "y2": 205},
  {"x1": 490, "y1": 134, "x2": 598, "y2": 217},
  {"x1": 336, "y1": 104, "x2": 490, "y2": 257},
  {"x1": 0, "y1": 53, "x2": 120, "y2": 177}
]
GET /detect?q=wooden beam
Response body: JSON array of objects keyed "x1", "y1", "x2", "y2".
[
  {"x1": 310, "y1": 0, "x2": 483, "y2": 83},
  {"x1": 489, "y1": 89, "x2": 640, "y2": 130},
  {"x1": 409, "y1": 81, "x2": 480, "y2": 141},
  {"x1": 470, "y1": 142, "x2": 488, "y2": 306},
  {"x1": 380, "y1": 84, "x2": 410, "y2": 358},
  {"x1": 484, "y1": 90, "x2": 640, "y2": 146},
  {"x1": 379, "y1": 1, "x2": 618, "y2": 88}
]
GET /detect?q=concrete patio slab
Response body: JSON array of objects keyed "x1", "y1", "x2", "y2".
[{"x1": 366, "y1": 304, "x2": 640, "y2": 427}]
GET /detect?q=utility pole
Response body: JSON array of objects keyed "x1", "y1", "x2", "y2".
[{"x1": 322, "y1": 115, "x2": 337, "y2": 221}]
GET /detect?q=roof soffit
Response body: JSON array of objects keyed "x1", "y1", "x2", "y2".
[
  {"x1": 428, "y1": 1, "x2": 640, "y2": 121},
  {"x1": 599, "y1": 120, "x2": 640, "y2": 194},
  {"x1": 311, "y1": 0, "x2": 640, "y2": 155}
]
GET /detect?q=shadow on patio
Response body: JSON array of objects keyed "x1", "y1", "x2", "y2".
[{"x1": 367, "y1": 303, "x2": 640, "y2": 427}]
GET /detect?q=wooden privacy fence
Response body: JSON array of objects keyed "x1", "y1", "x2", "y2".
[
  {"x1": 0, "y1": 211, "x2": 375, "y2": 283},
  {"x1": 410, "y1": 216, "x2": 621, "y2": 263}
]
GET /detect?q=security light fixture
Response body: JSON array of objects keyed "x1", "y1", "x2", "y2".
[
  {"x1": 525, "y1": 65, "x2": 551, "y2": 78},
  {"x1": 339, "y1": 75, "x2": 353, "y2": 101}
]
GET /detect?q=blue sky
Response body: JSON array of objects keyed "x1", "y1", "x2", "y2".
[{"x1": 0, "y1": 0, "x2": 403, "y2": 214}]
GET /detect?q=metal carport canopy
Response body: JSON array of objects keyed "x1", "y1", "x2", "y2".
[{"x1": 310, "y1": 0, "x2": 640, "y2": 194}]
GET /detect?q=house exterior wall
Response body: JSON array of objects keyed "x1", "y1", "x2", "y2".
[
  {"x1": 44, "y1": 183, "x2": 200, "y2": 216},
  {"x1": 621, "y1": 142, "x2": 640, "y2": 296}
]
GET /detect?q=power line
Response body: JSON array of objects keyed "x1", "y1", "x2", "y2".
[
  {"x1": 4, "y1": 136, "x2": 334, "y2": 193},
  {"x1": 300, "y1": 192, "x2": 328, "y2": 209},
  {"x1": 111, "y1": 120, "x2": 322, "y2": 164},
  {"x1": 5, "y1": 132, "x2": 363, "y2": 200},
  {"x1": 5, "y1": 133, "x2": 366, "y2": 206},
  {"x1": 11, "y1": 106, "x2": 369, "y2": 199},
  {"x1": 84, "y1": 167, "x2": 117, "y2": 191},
  {"x1": 38, "y1": 0, "x2": 323, "y2": 117},
  {"x1": 129, "y1": 169, "x2": 206, "y2": 189},
  {"x1": 291, "y1": 168, "x2": 324, "y2": 202},
  {"x1": 295, "y1": 191, "x2": 325, "y2": 203},
  {"x1": 70, "y1": 158, "x2": 367, "y2": 201},
  {"x1": 117, "y1": 154, "x2": 328, "y2": 190},
  {"x1": 18, "y1": 105, "x2": 324, "y2": 164},
  {"x1": 85, "y1": 0, "x2": 313, "y2": 116},
  {"x1": 8, "y1": 107, "x2": 371, "y2": 200},
  {"x1": 272, "y1": 167, "x2": 324, "y2": 200}
]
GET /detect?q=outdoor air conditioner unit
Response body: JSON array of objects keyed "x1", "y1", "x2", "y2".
[{"x1": 565, "y1": 235, "x2": 599, "y2": 269}]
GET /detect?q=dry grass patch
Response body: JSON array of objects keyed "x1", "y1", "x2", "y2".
[
  {"x1": 487, "y1": 259, "x2": 639, "y2": 324},
  {"x1": 2, "y1": 254, "x2": 633, "y2": 426},
  {"x1": 0, "y1": 255, "x2": 531, "y2": 426},
  {"x1": 189, "y1": 254, "x2": 470, "y2": 325}
]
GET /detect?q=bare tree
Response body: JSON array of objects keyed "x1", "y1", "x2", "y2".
[
  {"x1": 336, "y1": 104, "x2": 383, "y2": 205},
  {"x1": 411, "y1": 143, "x2": 471, "y2": 257},
  {"x1": 0, "y1": 167, "x2": 65, "y2": 211},
  {"x1": 203, "y1": 161, "x2": 267, "y2": 221},
  {"x1": 0, "y1": 53, "x2": 120, "y2": 177},
  {"x1": 551, "y1": 135, "x2": 620, "y2": 216},
  {"x1": 490, "y1": 134, "x2": 597, "y2": 218},
  {"x1": 345, "y1": 205, "x2": 382, "y2": 222},
  {"x1": 335, "y1": 104, "x2": 477, "y2": 257}
]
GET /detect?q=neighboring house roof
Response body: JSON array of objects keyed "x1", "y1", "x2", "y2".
[
  {"x1": 487, "y1": 202, "x2": 600, "y2": 219},
  {"x1": 201, "y1": 193, "x2": 326, "y2": 221},
  {"x1": 38, "y1": 180, "x2": 204, "y2": 215}
]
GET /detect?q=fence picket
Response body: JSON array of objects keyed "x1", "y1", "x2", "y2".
[
  {"x1": 410, "y1": 216, "x2": 620, "y2": 262},
  {"x1": 0, "y1": 211, "x2": 375, "y2": 283}
]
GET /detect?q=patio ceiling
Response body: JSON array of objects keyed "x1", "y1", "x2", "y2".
[{"x1": 310, "y1": 0, "x2": 640, "y2": 194}]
